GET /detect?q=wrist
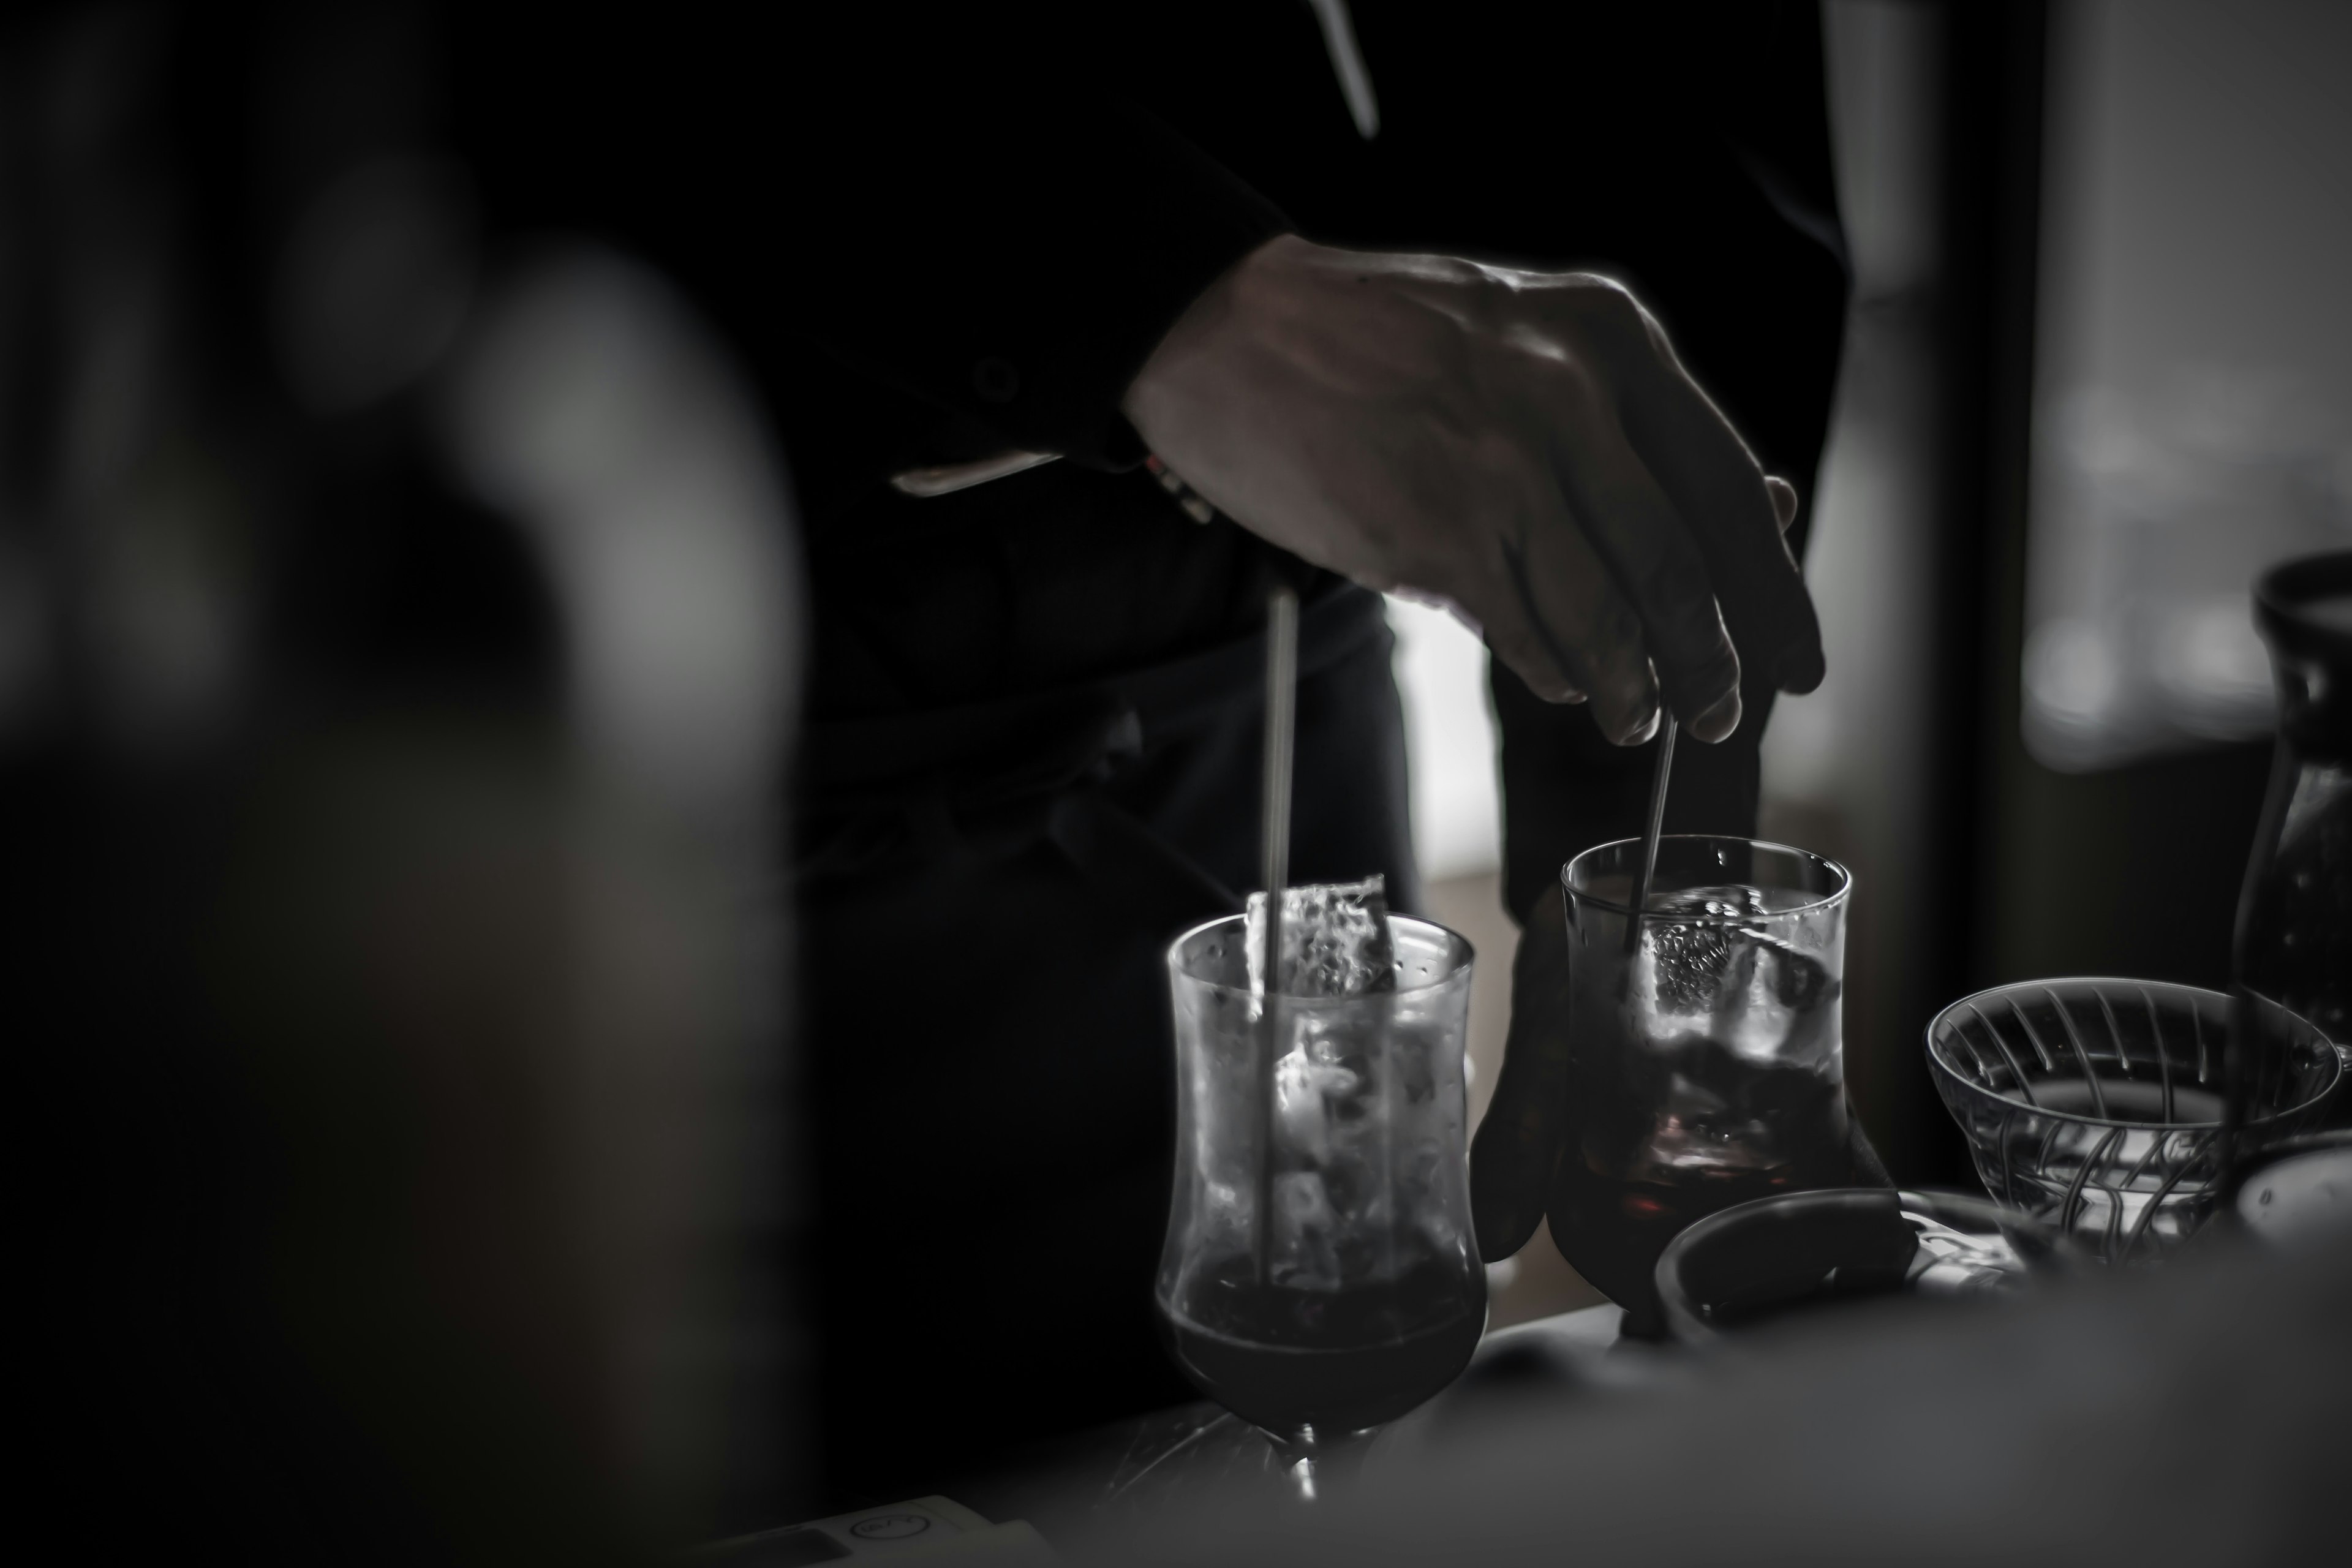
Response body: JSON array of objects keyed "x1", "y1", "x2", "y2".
[{"x1": 1120, "y1": 233, "x2": 1317, "y2": 437}]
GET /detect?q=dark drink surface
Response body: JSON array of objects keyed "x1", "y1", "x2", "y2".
[{"x1": 1159, "y1": 1256, "x2": 1485, "y2": 1436}]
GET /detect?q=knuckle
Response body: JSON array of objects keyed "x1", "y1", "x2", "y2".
[
  {"x1": 1536, "y1": 354, "x2": 1610, "y2": 419},
  {"x1": 1593, "y1": 280, "x2": 1642, "y2": 324},
  {"x1": 1569, "y1": 276, "x2": 1641, "y2": 329},
  {"x1": 1569, "y1": 280, "x2": 1667, "y2": 364},
  {"x1": 1659, "y1": 628, "x2": 1738, "y2": 690}
]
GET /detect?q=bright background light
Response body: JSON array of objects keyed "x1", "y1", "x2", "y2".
[{"x1": 1385, "y1": 595, "x2": 1503, "y2": 883}]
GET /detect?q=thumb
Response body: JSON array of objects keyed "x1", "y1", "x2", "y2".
[{"x1": 1470, "y1": 882, "x2": 1577, "y2": 1264}]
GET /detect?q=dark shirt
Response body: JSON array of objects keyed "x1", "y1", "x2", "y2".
[
  {"x1": 16, "y1": 0, "x2": 1849, "y2": 1539},
  {"x1": 446, "y1": 0, "x2": 1850, "y2": 1501},
  {"x1": 451, "y1": 6, "x2": 1847, "y2": 854}
]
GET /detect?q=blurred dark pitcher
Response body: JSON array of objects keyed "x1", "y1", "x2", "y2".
[{"x1": 2236, "y1": 551, "x2": 2352, "y2": 1128}]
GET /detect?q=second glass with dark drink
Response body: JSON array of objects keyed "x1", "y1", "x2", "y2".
[
  {"x1": 1158, "y1": 898, "x2": 1484, "y2": 1449},
  {"x1": 1551, "y1": 835, "x2": 1855, "y2": 1335}
]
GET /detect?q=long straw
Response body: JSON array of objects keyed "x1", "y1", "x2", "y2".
[
  {"x1": 1624, "y1": 714, "x2": 1678, "y2": 955},
  {"x1": 1256, "y1": 587, "x2": 1299, "y2": 1285},
  {"x1": 1262, "y1": 587, "x2": 1298, "y2": 978}
]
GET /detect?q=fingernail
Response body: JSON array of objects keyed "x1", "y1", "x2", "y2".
[
  {"x1": 1692, "y1": 687, "x2": 1743, "y2": 743},
  {"x1": 1777, "y1": 644, "x2": 1827, "y2": 694},
  {"x1": 1542, "y1": 678, "x2": 1586, "y2": 705}
]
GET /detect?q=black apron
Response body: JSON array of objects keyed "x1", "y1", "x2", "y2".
[{"x1": 796, "y1": 581, "x2": 1417, "y2": 1503}]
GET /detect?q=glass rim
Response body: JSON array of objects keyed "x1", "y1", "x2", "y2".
[
  {"x1": 1559, "y1": 834, "x2": 1852, "y2": 921},
  {"x1": 2256, "y1": 548, "x2": 2352, "y2": 653},
  {"x1": 1167, "y1": 910, "x2": 1475, "y2": 1003},
  {"x1": 1923, "y1": 977, "x2": 2341, "y2": 1131}
]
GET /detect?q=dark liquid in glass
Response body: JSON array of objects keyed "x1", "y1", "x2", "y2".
[
  {"x1": 1160, "y1": 1256, "x2": 1485, "y2": 1436},
  {"x1": 1551, "y1": 1036, "x2": 1853, "y2": 1337}
]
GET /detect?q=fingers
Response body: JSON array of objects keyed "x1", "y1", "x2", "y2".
[
  {"x1": 1505, "y1": 513, "x2": 1663, "y2": 742},
  {"x1": 1610, "y1": 320, "x2": 1826, "y2": 695},
  {"x1": 1469, "y1": 556, "x2": 1588, "y2": 707},
  {"x1": 1524, "y1": 370, "x2": 1745, "y2": 741},
  {"x1": 1460, "y1": 440, "x2": 1719, "y2": 744},
  {"x1": 1518, "y1": 480, "x2": 1735, "y2": 743},
  {"x1": 1471, "y1": 883, "x2": 1578, "y2": 1264},
  {"x1": 1434, "y1": 463, "x2": 1629, "y2": 721}
]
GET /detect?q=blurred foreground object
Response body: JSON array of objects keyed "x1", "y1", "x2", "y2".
[
  {"x1": 2238, "y1": 1139, "x2": 2352, "y2": 1248},
  {"x1": 2235, "y1": 552, "x2": 2352, "y2": 1079},
  {"x1": 10, "y1": 4, "x2": 802, "y2": 1555},
  {"x1": 1091, "y1": 1222, "x2": 2346, "y2": 1566}
]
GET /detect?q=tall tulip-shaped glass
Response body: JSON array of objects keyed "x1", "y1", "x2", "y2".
[{"x1": 1156, "y1": 912, "x2": 1484, "y2": 1449}]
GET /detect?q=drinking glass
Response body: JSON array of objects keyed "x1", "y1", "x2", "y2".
[
  {"x1": 1551, "y1": 835, "x2": 1853, "y2": 1335},
  {"x1": 1157, "y1": 913, "x2": 1483, "y2": 1451}
]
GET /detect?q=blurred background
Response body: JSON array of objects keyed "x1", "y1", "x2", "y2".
[{"x1": 1392, "y1": 0, "x2": 2352, "y2": 1325}]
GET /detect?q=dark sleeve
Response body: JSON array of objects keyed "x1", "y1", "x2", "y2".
[
  {"x1": 450, "y1": 4, "x2": 1292, "y2": 475},
  {"x1": 1494, "y1": 0, "x2": 1850, "y2": 926},
  {"x1": 765, "y1": 11, "x2": 1292, "y2": 472}
]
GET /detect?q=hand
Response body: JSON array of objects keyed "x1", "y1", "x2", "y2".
[{"x1": 1123, "y1": 235, "x2": 1820, "y2": 745}]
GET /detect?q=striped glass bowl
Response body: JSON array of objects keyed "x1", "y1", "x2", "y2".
[{"x1": 1926, "y1": 979, "x2": 2339, "y2": 1261}]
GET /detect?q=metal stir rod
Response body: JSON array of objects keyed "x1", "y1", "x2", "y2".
[
  {"x1": 1261, "y1": 588, "x2": 1298, "y2": 980},
  {"x1": 1256, "y1": 587, "x2": 1299, "y2": 1284},
  {"x1": 1624, "y1": 714, "x2": 1679, "y2": 955}
]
